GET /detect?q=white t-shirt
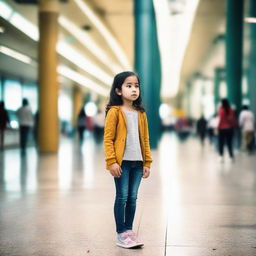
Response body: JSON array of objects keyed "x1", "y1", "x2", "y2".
[
  {"x1": 16, "y1": 106, "x2": 34, "y2": 127},
  {"x1": 122, "y1": 110, "x2": 143, "y2": 161},
  {"x1": 239, "y1": 110, "x2": 255, "y2": 131}
]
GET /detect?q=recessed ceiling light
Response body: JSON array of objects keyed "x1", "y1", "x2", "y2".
[
  {"x1": 244, "y1": 17, "x2": 256, "y2": 23},
  {"x1": 82, "y1": 24, "x2": 91, "y2": 31}
]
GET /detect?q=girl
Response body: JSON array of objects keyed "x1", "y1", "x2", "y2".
[{"x1": 104, "y1": 71, "x2": 152, "y2": 248}]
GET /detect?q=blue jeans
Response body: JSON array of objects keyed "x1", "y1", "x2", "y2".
[{"x1": 114, "y1": 160, "x2": 143, "y2": 233}]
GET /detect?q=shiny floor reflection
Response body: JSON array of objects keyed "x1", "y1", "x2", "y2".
[{"x1": 0, "y1": 132, "x2": 256, "y2": 256}]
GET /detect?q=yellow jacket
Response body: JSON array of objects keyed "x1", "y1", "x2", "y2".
[{"x1": 104, "y1": 106, "x2": 153, "y2": 170}]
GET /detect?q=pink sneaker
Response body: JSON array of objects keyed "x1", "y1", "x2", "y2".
[
  {"x1": 116, "y1": 232, "x2": 138, "y2": 248},
  {"x1": 126, "y1": 230, "x2": 144, "y2": 247}
]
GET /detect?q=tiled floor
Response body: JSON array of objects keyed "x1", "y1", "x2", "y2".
[{"x1": 0, "y1": 132, "x2": 256, "y2": 256}]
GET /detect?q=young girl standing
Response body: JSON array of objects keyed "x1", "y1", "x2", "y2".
[{"x1": 104, "y1": 71, "x2": 152, "y2": 248}]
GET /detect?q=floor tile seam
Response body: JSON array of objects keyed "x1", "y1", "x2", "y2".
[
  {"x1": 166, "y1": 244, "x2": 256, "y2": 249},
  {"x1": 136, "y1": 207, "x2": 144, "y2": 235},
  {"x1": 136, "y1": 207, "x2": 167, "y2": 254},
  {"x1": 164, "y1": 211, "x2": 169, "y2": 256}
]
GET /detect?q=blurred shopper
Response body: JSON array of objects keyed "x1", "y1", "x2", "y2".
[
  {"x1": 93, "y1": 110, "x2": 105, "y2": 143},
  {"x1": 217, "y1": 99, "x2": 236, "y2": 162},
  {"x1": 16, "y1": 98, "x2": 34, "y2": 154},
  {"x1": 77, "y1": 107, "x2": 87, "y2": 142},
  {"x1": 239, "y1": 105, "x2": 255, "y2": 153},
  {"x1": 104, "y1": 71, "x2": 152, "y2": 248},
  {"x1": 0, "y1": 101, "x2": 10, "y2": 150},
  {"x1": 207, "y1": 113, "x2": 219, "y2": 152},
  {"x1": 207, "y1": 113, "x2": 219, "y2": 145},
  {"x1": 174, "y1": 117, "x2": 192, "y2": 141},
  {"x1": 196, "y1": 115, "x2": 207, "y2": 146},
  {"x1": 85, "y1": 115, "x2": 94, "y2": 132}
]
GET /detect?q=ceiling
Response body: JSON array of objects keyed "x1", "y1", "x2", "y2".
[
  {"x1": 1, "y1": 0, "x2": 229, "y2": 101},
  {"x1": 0, "y1": 0, "x2": 134, "y2": 95},
  {"x1": 0, "y1": 17, "x2": 37, "y2": 81},
  {"x1": 88, "y1": 0, "x2": 134, "y2": 64},
  {"x1": 179, "y1": 0, "x2": 226, "y2": 92}
]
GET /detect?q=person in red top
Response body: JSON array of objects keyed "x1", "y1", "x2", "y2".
[{"x1": 217, "y1": 98, "x2": 236, "y2": 161}]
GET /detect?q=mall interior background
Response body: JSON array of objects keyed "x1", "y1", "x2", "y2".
[{"x1": 0, "y1": 0, "x2": 255, "y2": 147}]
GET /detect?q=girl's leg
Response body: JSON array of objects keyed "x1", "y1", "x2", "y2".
[
  {"x1": 125, "y1": 161, "x2": 143, "y2": 231},
  {"x1": 114, "y1": 161, "x2": 131, "y2": 234}
]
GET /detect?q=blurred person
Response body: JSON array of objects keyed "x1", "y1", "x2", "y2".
[
  {"x1": 85, "y1": 114, "x2": 94, "y2": 132},
  {"x1": 93, "y1": 110, "x2": 105, "y2": 143},
  {"x1": 104, "y1": 71, "x2": 152, "y2": 248},
  {"x1": 207, "y1": 113, "x2": 219, "y2": 151},
  {"x1": 174, "y1": 117, "x2": 192, "y2": 141},
  {"x1": 207, "y1": 113, "x2": 219, "y2": 144},
  {"x1": 77, "y1": 107, "x2": 87, "y2": 142},
  {"x1": 16, "y1": 98, "x2": 34, "y2": 154},
  {"x1": 217, "y1": 98, "x2": 236, "y2": 162},
  {"x1": 0, "y1": 101, "x2": 10, "y2": 150},
  {"x1": 239, "y1": 105, "x2": 255, "y2": 153},
  {"x1": 196, "y1": 115, "x2": 207, "y2": 146}
]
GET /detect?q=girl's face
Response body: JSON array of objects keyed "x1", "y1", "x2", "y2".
[{"x1": 116, "y1": 76, "x2": 140, "y2": 102}]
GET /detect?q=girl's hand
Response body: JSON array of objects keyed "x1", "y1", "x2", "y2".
[
  {"x1": 143, "y1": 166, "x2": 150, "y2": 178},
  {"x1": 109, "y1": 163, "x2": 122, "y2": 178}
]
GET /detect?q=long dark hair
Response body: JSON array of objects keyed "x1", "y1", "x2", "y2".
[
  {"x1": 221, "y1": 98, "x2": 231, "y2": 114},
  {"x1": 105, "y1": 71, "x2": 145, "y2": 115}
]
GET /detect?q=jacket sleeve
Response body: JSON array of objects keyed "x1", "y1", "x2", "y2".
[
  {"x1": 104, "y1": 109, "x2": 118, "y2": 167},
  {"x1": 143, "y1": 112, "x2": 153, "y2": 168}
]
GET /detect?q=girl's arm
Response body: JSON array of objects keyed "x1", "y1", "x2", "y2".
[
  {"x1": 143, "y1": 112, "x2": 153, "y2": 168},
  {"x1": 104, "y1": 109, "x2": 118, "y2": 168}
]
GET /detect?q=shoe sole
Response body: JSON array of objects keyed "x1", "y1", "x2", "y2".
[{"x1": 116, "y1": 242, "x2": 144, "y2": 249}]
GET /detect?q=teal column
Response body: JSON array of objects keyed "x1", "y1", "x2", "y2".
[
  {"x1": 225, "y1": 0, "x2": 244, "y2": 111},
  {"x1": 134, "y1": 0, "x2": 161, "y2": 149},
  {"x1": 248, "y1": 0, "x2": 256, "y2": 115},
  {"x1": 214, "y1": 68, "x2": 224, "y2": 112}
]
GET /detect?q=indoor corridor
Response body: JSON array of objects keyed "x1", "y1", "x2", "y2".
[{"x1": 1, "y1": 133, "x2": 256, "y2": 256}]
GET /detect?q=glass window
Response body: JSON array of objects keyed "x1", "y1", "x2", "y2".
[
  {"x1": 3, "y1": 79, "x2": 22, "y2": 111},
  {"x1": 58, "y1": 91, "x2": 72, "y2": 122},
  {"x1": 58, "y1": 90, "x2": 73, "y2": 135}
]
